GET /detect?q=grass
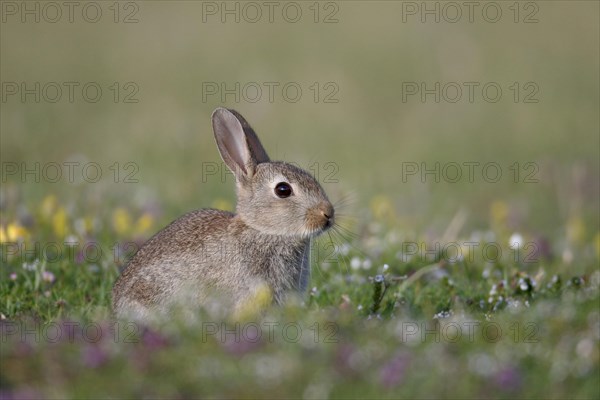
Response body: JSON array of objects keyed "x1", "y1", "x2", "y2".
[
  {"x1": 1, "y1": 1, "x2": 599, "y2": 398},
  {"x1": 1, "y1": 192, "x2": 598, "y2": 398}
]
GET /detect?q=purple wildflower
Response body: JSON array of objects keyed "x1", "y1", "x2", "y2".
[
  {"x1": 42, "y1": 271, "x2": 55, "y2": 283},
  {"x1": 494, "y1": 366, "x2": 522, "y2": 392},
  {"x1": 221, "y1": 323, "x2": 263, "y2": 356},
  {"x1": 379, "y1": 352, "x2": 411, "y2": 388},
  {"x1": 81, "y1": 344, "x2": 108, "y2": 368},
  {"x1": 142, "y1": 327, "x2": 170, "y2": 349}
]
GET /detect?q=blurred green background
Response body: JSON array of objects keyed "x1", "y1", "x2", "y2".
[
  {"x1": 2, "y1": 1, "x2": 598, "y2": 236},
  {"x1": 1, "y1": 2, "x2": 599, "y2": 399}
]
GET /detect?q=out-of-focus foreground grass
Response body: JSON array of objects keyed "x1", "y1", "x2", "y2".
[{"x1": 1, "y1": 2, "x2": 599, "y2": 398}]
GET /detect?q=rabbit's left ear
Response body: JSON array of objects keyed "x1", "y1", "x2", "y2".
[
  {"x1": 227, "y1": 109, "x2": 270, "y2": 164},
  {"x1": 212, "y1": 108, "x2": 270, "y2": 178}
]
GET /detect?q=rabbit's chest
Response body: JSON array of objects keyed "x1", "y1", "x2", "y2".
[
  {"x1": 233, "y1": 238, "x2": 310, "y2": 296},
  {"x1": 248, "y1": 244, "x2": 303, "y2": 274}
]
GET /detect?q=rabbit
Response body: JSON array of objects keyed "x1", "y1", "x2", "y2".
[{"x1": 112, "y1": 108, "x2": 335, "y2": 320}]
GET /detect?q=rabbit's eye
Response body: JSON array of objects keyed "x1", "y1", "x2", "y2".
[{"x1": 275, "y1": 182, "x2": 293, "y2": 198}]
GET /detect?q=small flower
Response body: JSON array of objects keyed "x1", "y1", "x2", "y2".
[
  {"x1": 75, "y1": 251, "x2": 86, "y2": 264},
  {"x1": 494, "y1": 366, "x2": 522, "y2": 392},
  {"x1": 64, "y1": 234, "x2": 79, "y2": 246},
  {"x1": 334, "y1": 343, "x2": 358, "y2": 375},
  {"x1": 9, "y1": 273, "x2": 17, "y2": 281},
  {"x1": 562, "y1": 249, "x2": 574, "y2": 264},
  {"x1": 515, "y1": 274, "x2": 535, "y2": 295},
  {"x1": 5, "y1": 223, "x2": 29, "y2": 242},
  {"x1": 547, "y1": 274, "x2": 562, "y2": 291},
  {"x1": 211, "y1": 198, "x2": 234, "y2": 212},
  {"x1": 379, "y1": 352, "x2": 411, "y2": 388},
  {"x1": 142, "y1": 328, "x2": 170, "y2": 350},
  {"x1": 42, "y1": 270, "x2": 55, "y2": 283},
  {"x1": 234, "y1": 284, "x2": 272, "y2": 319},
  {"x1": 133, "y1": 213, "x2": 154, "y2": 236},
  {"x1": 40, "y1": 194, "x2": 58, "y2": 218},
  {"x1": 52, "y1": 207, "x2": 69, "y2": 238},
  {"x1": 339, "y1": 243, "x2": 350, "y2": 256},
  {"x1": 566, "y1": 216, "x2": 586, "y2": 245},
  {"x1": 383, "y1": 264, "x2": 389, "y2": 271},
  {"x1": 2, "y1": 387, "x2": 43, "y2": 400},
  {"x1": 74, "y1": 217, "x2": 96, "y2": 236},
  {"x1": 81, "y1": 344, "x2": 108, "y2": 368},
  {"x1": 532, "y1": 235, "x2": 553, "y2": 260},
  {"x1": 361, "y1": 259, "x2": 372, "y2": 270},
  {"x1": 508, "y1": 233, "x2": 524, "y2": 250},
  {"x1": 339, "y1": 294, "x2": 352, "y2": 310},
  {"x1": 22, "y1": 260, "x2": 39, "y2": 271},
  {"x1": 221, "y1": 326, "x2": 263, "y2": 356},
  {"x1": 433, "y1": 310, "x2": 452, "y2": 319},
  {"x1": 112, "y1": 208, "x2": 132, "y2": 236},
  {"x1": 370, "y1": 195, "x2": 396, "y2": 221},
  {"x1": 490, "y1": 201, "x2": 508, "y2": 227},
  {"x1": 350, "y1": 257, "x2": 361, "y2": 270}
]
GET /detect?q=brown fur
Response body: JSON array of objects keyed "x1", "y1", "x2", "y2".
[{"x1": 112, "y1": 109, "x2": 334, "y2": 320}]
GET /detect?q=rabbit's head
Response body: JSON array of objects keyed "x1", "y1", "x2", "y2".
[{"x1": 212, "y1": 108, "x2": 334, "y2": 238}]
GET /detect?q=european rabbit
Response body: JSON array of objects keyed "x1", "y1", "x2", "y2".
[{"x1": 112, "y1": 108, "x2": 334, "y2": 320}]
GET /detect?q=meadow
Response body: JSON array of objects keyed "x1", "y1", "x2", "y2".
[{"x1": 1, "y1": 1, "x2": 599, "y2": 398}]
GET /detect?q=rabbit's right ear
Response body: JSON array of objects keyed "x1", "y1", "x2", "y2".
[{"x1": 212, "y1": 108, "x2": 270, "y2": 179}]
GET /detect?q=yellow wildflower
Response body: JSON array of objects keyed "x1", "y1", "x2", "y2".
[
  {"x1": 490, "y1": 200, "x2": 508, "y2": 227},
  {"x1": 211, "y1": 198, "x2": 233, "y2": 212},
  {"x1": 0, "y1": 226, "x2": 8, "y2": 243},
  {"x1": 5, "y1": 223, "x2": 29, "y2": 242},
  {"x1": 370, "y1": 195, "x2": 396, "y2": 221},
  {"x1": 112, "y1": 208, "x2": 132, "y2": 236},
  {"x1": 134, "y1": 213, "x2": 154, "y2": 236},
  {"x1": 81, "y1": 216, "x2": 96, "y2": 235},
  {"x1": 234, "y1": 283, "x2": 272, "y2": 321},
  {"x1": 40, "y1": 194, "x2": 58, "y2": 220},
  {"x1": 52, "y1": 207, "x2": 68, "y2": 238},
  {"x1": 566, "y1": 216, "x2": 585, "y2": 245}
]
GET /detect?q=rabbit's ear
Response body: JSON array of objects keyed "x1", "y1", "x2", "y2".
[
  {"x1": 212, "y1": 108, "x2": 270, "y2": 178},
  {"x1": 226, "y1": 109, "x2": 270, "y2": 164}
]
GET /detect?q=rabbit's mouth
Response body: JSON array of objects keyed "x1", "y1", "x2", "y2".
[
  {"x1": 322, "y1": 217, "x2": 334, "y2": 230},
  {"x1": 305, "y1": 202, "x2": 335, "y2": 237}
]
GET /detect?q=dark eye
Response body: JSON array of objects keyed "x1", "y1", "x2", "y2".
[{"x1": 275, "y1": 182, "x2": 293, "y2": 198}]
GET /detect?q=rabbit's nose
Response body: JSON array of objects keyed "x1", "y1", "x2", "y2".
[
  {"x1": 307, "y1": 202, "x2": 335, "y2": 234},
  {"x1": 319, "y1": 202, "x2": 335, "y2": 224}
]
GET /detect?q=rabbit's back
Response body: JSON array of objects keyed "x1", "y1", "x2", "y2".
[{"x1": 112, "y1": 209, "x2": 235, "y2": 315}]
